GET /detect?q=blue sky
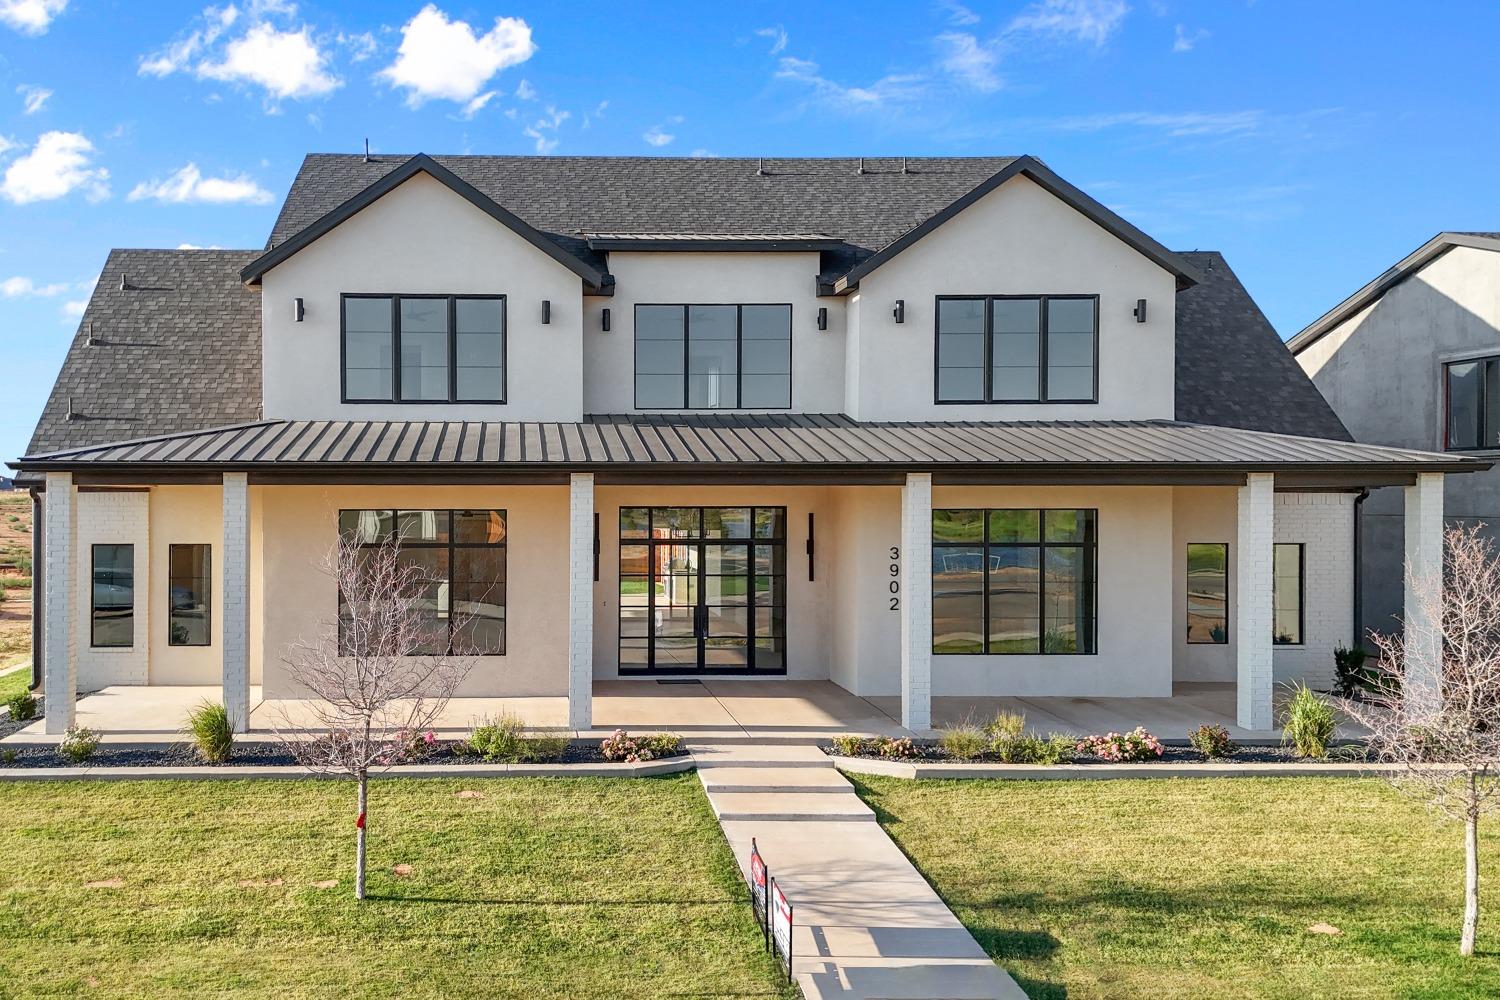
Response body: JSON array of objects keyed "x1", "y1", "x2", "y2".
[{"x1": 1, "y1": 0, "x2": 1498, "y2": 464}]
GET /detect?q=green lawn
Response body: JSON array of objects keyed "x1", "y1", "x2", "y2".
[
  {"x1": 852, "y1": 775, "x2": 1500, "y2": 1000},
  {"x1": 0, "y1": 774, "x2": 794, "y2": 999},
  {"x1": 0, "y1": 665, "x2": 30, "y2": 703}
]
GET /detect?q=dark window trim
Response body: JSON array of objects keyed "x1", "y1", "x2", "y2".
[
  {"x1": 1273, "y1": 541, "x2": 1306, "y2": 647},
  {"x1": 167, "y1": 543, "x2": 212, "y2": 648},
  {"x1": 340, "y1": 293, "x2": 507, "y2": 405},
  {"x1": 931, "y1": 508, "x2": 1098, "y2": 656},
  {"x1": 1442, "y1": 354, "x2": 1500, "y2": 452},
  {"x1": 89, "y1": 542, "x2": 134, "y2": 649},
  {"x1": 1184, "y1": 541, "x2": 1230, "y2": 645},
  {"x1": 338, "y1": 509, "x2": 508, "y2": 656},
  {"x1": 933, "y1": 294, "x2": 1100, "y2": 405},
  {"x1": 631, "y1": 303, "x2": 794, "y2": 410}
]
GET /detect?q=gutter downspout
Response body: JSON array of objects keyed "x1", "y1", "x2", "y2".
[
  {"x1": 1353, "y1": 488, "x2": 1369, "y2": 648},
  {"x1": 29, "y1": 487, "x2": 42, "y2": 693}
]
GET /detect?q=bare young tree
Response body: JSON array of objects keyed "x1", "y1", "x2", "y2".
[
  {"x1": 277, "y1": 532, "x2": 477, "y2": 900},
  {"x1": 1343, "y1": 524, "x2": 1500, "y2": 956}
]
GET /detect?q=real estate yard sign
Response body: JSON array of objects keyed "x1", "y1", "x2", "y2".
[
  {"x1": 769, "y1": 876, "x2": 793, "y2": 979},
  {"x1": 748, "y1": 838, "x2": 769, "y2": 947}
]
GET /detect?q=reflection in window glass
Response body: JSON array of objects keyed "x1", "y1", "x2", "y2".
[
  {"x1": 1273, "y1": 543, "x2": 1304, "y2": 645},
  {"x1": 1185, "y1": 543, "x2": 1229, "y2": 644},
  {"x1": 91, "y1": 544, "x2": 134, "y2": 647},
  {"x1": 1446, "y1": 356, "x2": 1500, "y2": 451},
  {"x1": 1045, "y1": 298, "x2": 1096, "y2": 400},
  {"x1": 343, "y1": 297, "x2": 393, "y2": 400},
  {"x1": 342, "y1": 295, "x2": 504, "y2": 403},
  {"x1": 688, "y1": 305, "x2": 738, "y2": 408},
  {"x1": 455, "y1": 298, "x2": 504, "y2": 401},
  {"x1": 936, "y1": 298, "x2": 986, "y2": 402},
  {"x1": 934, "y1": 296, "x2": 1097, "y2": 403},
  {"x1": 992, "y1": 298, "x2": 1040, "y2": 401},
  {"x1": 168, "y1": 544, "x2": 211, "y2": 647},
  {"x1": 635, "y1": 305, "x2": 791, "y2": 409}
]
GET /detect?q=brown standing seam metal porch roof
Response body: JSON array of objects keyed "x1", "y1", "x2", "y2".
[{"x1": 12, "y1": 415, "x2": 1487, "y2": 486}]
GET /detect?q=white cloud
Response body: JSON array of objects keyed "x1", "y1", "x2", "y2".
[
  {"x1": 515, "y1": 78, "x2": 537, "y2": 100},
  {"x1": 18, "y1": 84, "x2": 51, "y2": 115},
  {"x1": 0, "y1": 135, "x2": 15, "y2": 155},
  {"x1": 199, "y1": 22, "x2": 340, "y2": 100},
  {"x1": 642, "y1": 124, "x2": 674, "y2": 147},
  {"x1": 60, "y1": 275, "x2": 95, "y2": 320},
  {"x1": 521, "y1": 105, "x2": 569, "y2": 153},
  {"x1": 0, "y1": 275, "x2": 69, "y2": 297},
  {"x1": 940, "y1": 1, "x2": 981, "y2": 25},
  {"x1": 1045, "y1": 110, "x2": 1264, "y2": 136},
  {"x1": 774, "y1": 56, "x2": 925, "y2": 111},
  {"x1": 1172, "y1": 23, "x2": 1208, "y2": 52},
  {"x1": 127, "y1": 163, "x2": 274, "y2": 205},
  {"x1": 755, "y1": 25, "x2": 788, "y2": 55},
  {"x1": 1, "y1": 131, "x2": 109, "y2": 204},
  {"x1": 379, "y1": 5, "x2": 535, "y2": 107},
  {"x1": 338, "y1": 30, "x2": 377, "y2": 62},
  {"x1": 0, "y1": 0, "x2": 67, "y2": 36},
  {"x1": 176, "y1": 242, "x2": 225, "y2": 249},
  {"x1": 690, "y1": 148, "x2": 717, "y2": 159},
  {"x1": 1007, "y1": 0, "x2": 1129, "y2": 47},
  {"x1": 139, "y1": 4, "x2": 239, "y2": 77},
  {"x1": 936, "y1": 33, "x2": 1000, "y2": 92},
  {"x1": 459, "y1": 90, "x2": 497, "y2": 119}
]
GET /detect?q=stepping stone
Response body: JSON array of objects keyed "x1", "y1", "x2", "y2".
[
  {"x1": 707, "y1": 791, "x2": 875, "y2": 822},
  {"x1": 392, "y1": 864, "x2": 413, "y2": 876},
  {"x1": 312, "y1": 880, "x2": 339, "y2": 889},
  {"x1": 699, "y1": 766, "x2": 855, "y2": 793},
  {"x1": 691, "y1": 743, "x2": 833, "y2": 769},
  {"x1": 83, "y1": 878, "x2": 124, "y2": 889}
]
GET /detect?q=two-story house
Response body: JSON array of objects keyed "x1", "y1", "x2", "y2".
[
  {"x1": 1291, "y1": 232, "x2": 1500, "y2": 641},
  {"x1": 11, "y1": 154, "x2": 1484, "y2": 737}
]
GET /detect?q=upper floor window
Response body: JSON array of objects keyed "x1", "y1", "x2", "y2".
[
  {"x1": 634, "y1": 304, "x2": 792, "y2": 409},
  {"x1": 342, "y1": 294, "x2": 505, "y2": 404},
  {"x1": 1445, "y1": 355, "x2": 1500, "y2": 451},
  {"x1": 935, "y1": 295, "x2": 1097, "y2": 404}
]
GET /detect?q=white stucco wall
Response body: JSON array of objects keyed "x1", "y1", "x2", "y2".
[
  {"x1": 583, "y1": 253, "x2": 845, "y2": 414},
  {"x1": 261, "y1": 172, "x2": 586, "y2": 422},
  {"x1": 147, "y1": 486, "x2": 226, "y2": 684},
  {"x1": 1171, "y1": 486, "x2": 1237, "y2": 682},
  {"x1": 1272, "y1": 492, "x2": 1355, "y2": 689},
  {"x1": 73, "y1": 490, "x2": 150, "y2": 689},
  {"x1": 848, "y1": 174, "x2": 1178, "y2": 422}
]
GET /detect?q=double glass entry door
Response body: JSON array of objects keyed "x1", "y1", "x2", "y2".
[{"x1": 618, "y1": 507, "x2": 787, "y2": 674}]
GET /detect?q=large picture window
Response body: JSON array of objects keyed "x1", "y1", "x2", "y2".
[
  {"x1": 1185, "y1": 543, "x2": 1228, "y2": 644},
  {"x1": 932, "y1": 508, "x2": 1097, "y2": 655},
  {"x1": 168, "y1": 544, "x2": 211, "y2": 647},
  {"x1": 342, "y1": 295, "x2": 505, "y2": 404},
  {"x1": 1445, "y1": 354, "x2": 1500, "y2": 450},
  {"x1": 1273, "y1": 542, "x2": 1304, "y2": 645},
  {"x1": 91, "y1": 543, "x2": 134, "y2": 648},
  {"x1": 936, "y1": 295, "x2": 1097, "y2": 404},
  {"x1": 338, "y1": 509, "x2": 508, "y2": 656},
  {"x1": 634, "y1": 304, "x2": 792, "y2": 409}
]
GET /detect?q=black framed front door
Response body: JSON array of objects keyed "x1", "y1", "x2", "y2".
[{"x1": 618, "y1": 507, "x2": 787, "y2": 674}]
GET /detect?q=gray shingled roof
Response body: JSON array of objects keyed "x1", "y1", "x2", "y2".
[
  {"x1": 1174, "y1": 251, "x2": 1351, "y2": 441},
  {"x1": 24, "y1": 249, "x2": 262, "y2": 457},
  {"x1": 15, "y1": 414, "x2": 1479, "y2": 474}
]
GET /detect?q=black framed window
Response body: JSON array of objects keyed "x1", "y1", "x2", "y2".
[
  {"x1": 1444, "y1": 355, "x2": 1500, "y2": 451},
  {"x1": 932, "y1": 508, "x2": 1097, "y2": 655},
  {"x1": 342, "y1": 294, "x2": 505, "y2": 404},
  {"x1": 1273, "y1": 542, "x2": 1304, "y2": 645},
  {"x1": 633, "y1": 304, "x2": 791, "y2": 408},
  {"x1": 935, "y1": 295, "x2": 1097, "y2": 403},
  {"x1": 1186, "y1": 543, "x2": 1228, "y2": 644},
  {"x1": 91, "y1": 543, "x2": 134, "y2": 648},
  {"x1": 168, "y1": 544, "x2": 211, "y2": 647},
  {"x1": 338, "y1": 509, "x2": 507, "y2": 656}
]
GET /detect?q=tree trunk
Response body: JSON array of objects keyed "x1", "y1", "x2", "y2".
[
  {"x1": 356, "y1": 771, "x2": 368, "y2": 901},
  {"x1": 1462, "y1": 778, "x2": 1479, "y2": 957}
]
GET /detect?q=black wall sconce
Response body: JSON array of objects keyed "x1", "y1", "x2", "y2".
[
  {"x1": 542, "y1": 300, "x2": 551, "y2": 325},
  {"x1": 601, "y1": 307, "x2": 611, "y2": 332},
  {"x1": 292, "y1": 297, "x2": 305, "y2": 322},
  {"x1": 1133, "y1": 298, "x2": 1147, "y2": 323},
  {"x1": 816, "y1": 307, "x2": 828, "y2": 331},
  {"x1": 893, "y1": 299, "x2": 905, "y2": 324}
]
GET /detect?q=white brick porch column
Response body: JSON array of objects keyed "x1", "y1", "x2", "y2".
[
  {"x1": 1404, "y1": 472, "x2": 1444, "y2": 715},
  {"x1": 1236, "y1": 473, "x2": 1275, "y2": 731},
  {"x1": 42, "y1": 472, "x2": 77, "y2": 734},
  {"x1": 222, "y1": 472, "x2": 250, "y2": 732},
  {"x1": 568, "y1": 473, "x2": 594, "y2": 730},
  {"x1": 901, "y1": 473, "x2": 932, "y2": 731}
]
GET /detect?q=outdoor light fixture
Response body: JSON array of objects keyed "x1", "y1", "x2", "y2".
[
  {"x1": 542, "y1": 299, "x2": 551, "y2": 325},
  {"x1": 292, "y1": 297, "x2": 305, "y2": 322},
  {"x1": 893, "y1": 300, "x2": 905, "y2": 324},
  {"x1": 817, "y1": 307, "x2": 828, "y2": 331},
  {"x1": 601, "y1": 307, "x2": 612, "y2": 332},
  {"x1": 1133, "y1": 298, "x2": 1147, "y2": 323}
]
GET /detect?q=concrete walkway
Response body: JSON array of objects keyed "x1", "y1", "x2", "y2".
[{"x1": 693, "y1": 740, "x2": 1025, "y2": 1000}]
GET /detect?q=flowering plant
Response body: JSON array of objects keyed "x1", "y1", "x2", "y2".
[
  {"x1": 1076, "y1": 727, "x2": 1164, "y2": 762},
  {"x1": 394, "y1": 728, "x2": 439, "y2": 762},
  {"x1": 874, "y1": 736, "x2": 919, "y2": 760}
]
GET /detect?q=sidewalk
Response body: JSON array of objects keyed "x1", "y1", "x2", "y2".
[{"x1": 692, "y1": 741, "x2": 1025, "y2": 1000}]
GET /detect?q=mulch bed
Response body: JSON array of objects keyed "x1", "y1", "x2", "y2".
[{"x1": 823, "y1": 742, "x2": 1366, "y2": 765}]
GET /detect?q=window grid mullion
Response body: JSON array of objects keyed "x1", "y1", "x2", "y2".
[
  {"x1": 1038, "y1": 296, "x2": 1051, "y2": 403},
  {"x1": 447, "y1": 297, "x2": 457, "y2": 404},
  {"x1": 391, "y1": 296, "x2": 403, "y2": 403}
]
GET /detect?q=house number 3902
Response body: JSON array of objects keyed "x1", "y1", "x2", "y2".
[{"x1": 888, "y1": 546, "x2": 900, "y2": 611}]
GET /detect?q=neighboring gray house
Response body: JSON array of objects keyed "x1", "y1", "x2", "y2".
[{"x1": 1291, "y1": 232, "x2": 1500, "y2": 640}]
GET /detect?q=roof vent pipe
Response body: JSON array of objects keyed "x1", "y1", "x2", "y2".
[
  {"x1": 902, "y1": 157, "x2": 908, "y2": 174},
  {"x1": 66, "y1": 396, "x2": 76, "y2": 421},
  {"x1": 118, "y1": 273, "x2": 127, "y2": 291},
  {"x1": 86, "y1": 321, "x2": 96, "y2": 346},
  {"x1": 857, "y1": 157, "x2": 865, "y2": 175},
  {"x1": 363, "y1": 138, "x2": 371, "y2": 163},
  {"x1": 756, "y1": 157, "x2": 764, "y2": 176}
]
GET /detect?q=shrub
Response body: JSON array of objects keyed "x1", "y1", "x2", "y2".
[
  {"x1": 641, "y1": 733, "x2": 682, "y2": 758},
  {"x1": 599, "y1": 729, "x2": 678, "y2": 763},
  {"x1": 185, "y1": 700, "x2": 233, "y2": 763},
  {"x1": 874, "y1": 736, "x2": 918, "y2": 760},
  {"x1": 1006, "y1": 733, "x2": 1078, "y2": 765},
  {"x1": 396, "y1": 728, "x2": 438, "y2": 762},
  {"x1": 1333, "y1": 645, "x2": 1374, "y2": 698},
  {"x1": 1282, "y1": 684, "x2": 1337, "y2": 758},
  {"x1": 469, "y1": 715, "x2": 571, "y2": 763},
  {"x1": 5, "y1": 690, "x2": 37, "y2": 721},
  {"x1": 58, "y1": 726, "x2": 100, "y2": 763},
  {"x1": 1187, "y1": 723, "x2": 1236, "y2": 759},
  {"x1": 1077, "y1": 727, "x2": 1164, "y2": 762},
  {"x1": 938, "y1": 722, "x2": 987, "y2": 761},
  {"x1": 984, "y1": 711, "x2": 1026, "y2": 744},
  {"x1": 0, "y1": 748, "x2": 15, "y2": 764},
  {"x1": 830, "y1": 734, "x2": 867, "y2": 757}
]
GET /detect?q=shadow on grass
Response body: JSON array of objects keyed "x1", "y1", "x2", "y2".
[{"x1": 367, "y1": 894, "x2": 744, "y2": 907}]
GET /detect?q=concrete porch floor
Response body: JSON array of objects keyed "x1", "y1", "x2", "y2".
[{"x1": 4, "y1": 679, "x2": 1361, "y2": 745}]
